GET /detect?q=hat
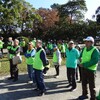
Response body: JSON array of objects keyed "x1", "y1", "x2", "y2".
[
  {"x1": 83, "y1": 36, "x2": 94, "y2": 43},
  {"x1": 69, "y1": 41, "x2": 74, "y2": 44},
  {"x1": 28, "y1": 42, "x2": 34, "y2": 46}
]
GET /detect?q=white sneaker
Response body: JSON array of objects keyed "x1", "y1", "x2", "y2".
[
  {"x1": 55, "y1": 75, "x2": 59, "y2": 78},
  {"x1": 28, "y1": 80, "x2": 33, "y2": 84},
  {"x1": 70, "y1": 88, "x2": 77, "y2": 92},
  {"x1": 43, "y1": 73, "x2": 48, "y2": 76}
]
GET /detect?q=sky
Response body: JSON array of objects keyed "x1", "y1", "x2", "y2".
[{"x1": 25, "y1": 0, "x2": 100, "y2": 20}]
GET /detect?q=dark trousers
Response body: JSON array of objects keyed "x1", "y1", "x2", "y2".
[
  {"x1": 0, "y1": 49, "x2": 3, "y2": 58},
  {"x1": 81, "y1": 68, "x2": 96, "y2": 99},
  {"x1": 1, "y1": 48, "x2": 3, "y2": 54},
  {"x1": 55, "y1": 65, "x2": 59, "y2": 76},
  {"x1": 76, "y1": 64, "x2": 82, "y2": 81},
  {"x1": 34, "y1": 69, "x2": 46, "y2": 92},
  {"x1": 9, "y1": 59, "x2": 18, "y2": 80},
  {"x1": 67, "y1": 68, "x2": 76, "y2": 89},
  {"x1": 61, "y1": 53, "x2": 65, "y2": 58}
]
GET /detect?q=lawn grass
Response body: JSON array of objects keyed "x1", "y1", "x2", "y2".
[{"x1": 0, "y1": 54, "x2": 66, "y2": 76}]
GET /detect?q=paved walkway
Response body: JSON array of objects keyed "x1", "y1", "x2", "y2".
[{"x1": 0, "y1": 66, "x2": 100, "y2": 100}]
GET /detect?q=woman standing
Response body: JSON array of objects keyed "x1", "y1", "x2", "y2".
[{"x1": 53, "y1": 45, "x2": 62, "y2": 78}]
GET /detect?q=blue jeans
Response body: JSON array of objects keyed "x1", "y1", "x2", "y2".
[
  {"x1": 27, "y1": 65, "x2": 35, "y2": 83},
  {"x1": 34, "y1": 69, "x2": 46, "y2": 92}
]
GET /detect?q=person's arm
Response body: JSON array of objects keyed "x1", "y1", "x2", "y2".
[
  {"x1": 65, "y1": 49, "x2": 68, "y2": 58},
  {"x1": 40, "y1": 49, "x2": 47, "y2": 66},
  {"x1": 9, "y1": 47, "x2": 15, "y2": 54},
  {"x1": 24, "y1": 52, "x2": 29, "y2": 58},
  {"x1": 82, "y1": 49, "x2": 99, "y2": 68},
  {"x1": 76, "y1": 49, "x2": 80, "y2": 59},
  {"x1": 30, "y1": 49, "x2": 36, "y2": 57},
  {"x1": 24, "y1": 49, "x2": 36, "y2": 57},
  {"x1": 56, "y1": 50, "x2": 61, "y2": 63},
  {"x1": 27, "y1": 49, "x2": 36, "y2": 57}
]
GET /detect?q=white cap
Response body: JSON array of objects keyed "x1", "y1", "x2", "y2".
[
  {"x1": 83, "y1": 36, "x2": 94, "y2": 43},
  {"x1": 69, "y1": 41, "x2": 74, "y2": 44}
]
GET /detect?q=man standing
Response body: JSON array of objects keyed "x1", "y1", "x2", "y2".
[
  {"x1": 8, "y1": 39, "x2": 20, "y2": 82},
  {"x1": 33, "y1": 40, "x2": 47, "y2": 96},
  {"x1": 66, "y1": 41, "x2": 80, "y2": 91},
  {"x1": 78, "y1": 36, "x2": 99, "y2": 100},
  {"x1": 53, "y1": 45, "x2": 62, "y2": 78}
]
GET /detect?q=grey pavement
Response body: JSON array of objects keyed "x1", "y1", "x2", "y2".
[{"x1": 0, "y1": 65, "x2": 100, "y2": 100}]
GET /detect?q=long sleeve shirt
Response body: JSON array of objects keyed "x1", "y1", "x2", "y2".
[
  {"x1": 24, "y1": 49, "x2": 36, "y2": 58},
  {"x1": 80, "y1": 46, "x2": 99, "y2": 69},
  {"x1": 66, "y1": 48, "x2": 80, "y2": 68}
]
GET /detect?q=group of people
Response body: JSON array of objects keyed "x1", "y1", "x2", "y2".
[{"x1": 0, "y1": 36, "x2": 100, "y2": 100}]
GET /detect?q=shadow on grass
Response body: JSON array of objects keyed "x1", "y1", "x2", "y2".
[{"x1": 0, "y1": 74, "x2": 71, "y2": 100}]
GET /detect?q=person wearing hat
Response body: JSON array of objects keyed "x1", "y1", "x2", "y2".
[
  {"x1": 66, "y1": 41, "x2": 80, "y2": 91},
  {"x1": 78, "y1": 36, "x2": 99, "y2": 100},
  {"x1": 25, "y1": 42, "x2": 36, "y2": 84},
  {"x1": 8, "y1": 39, "x2": 20, "y2": 82},
  {"x1": 53, "y1": 45, "x2": 62, "y2": 78}
]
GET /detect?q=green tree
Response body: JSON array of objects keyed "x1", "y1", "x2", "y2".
[
  {"x1": 51, "y1": 0, "x2": 87, "y2": 24},
  {"x1": 94, "y1": 6, "x2": 100, "y2": 24},
  {"x1": 0, "y1": 0, "x2": 23, "y2": 34},
  {"x1": 0, "y1": 0, "x2": 42, "y2": 37}
]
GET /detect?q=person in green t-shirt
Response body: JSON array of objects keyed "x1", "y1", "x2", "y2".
[{"x1": 66, "y1": 41, "x2": 80, "y2": 91}]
